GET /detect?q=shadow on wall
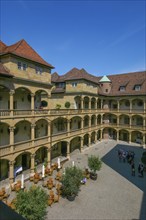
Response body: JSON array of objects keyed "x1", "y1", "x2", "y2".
[{"x1": 101, "y1": 144, "x2": 146, "y2": 220}]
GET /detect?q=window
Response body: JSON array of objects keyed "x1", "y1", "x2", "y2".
[
  {"x1": 72, "y1": 82, "x2": 77, "y2": 87},
  {"x1": 105, "y1": 89, "x2": 108, "y2": 92},
  {"x1": 17, "y1": 62, "x2": 27, "y2": 70},
  {"x1": 36, "y1": 66, "x2": 43, "y2": 74},
  {"x1": 119, "y1": 86, "x2": 126, "y2": 91},
  {"x1": 134, "y1": 85, "x2": 141, "y2": 91}
]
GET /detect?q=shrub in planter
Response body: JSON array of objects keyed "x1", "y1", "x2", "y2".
[
  {"x1": 15, "y1": 186, "x2": 48, "y2": 220},
  {"x1": 88, "y1": 155, "x2": 102, "y2": 180},
  {"x1": 61, "y1": 166, "x2": 83, "y2": 201},
  {"x1": 65, "y1": 101, "x2": 71, "y2": 109}
]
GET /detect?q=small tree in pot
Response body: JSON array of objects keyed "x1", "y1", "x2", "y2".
[
  {"x1": 88, "y1": 155, "x2": 102, "y2": 180},
  {"x1": 61, "y1": 166, "x2": 83, "y2": 201}
]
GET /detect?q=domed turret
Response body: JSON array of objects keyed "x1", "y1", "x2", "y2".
[{"x1": 99, "y1": 75, "x2": 112, "y2": 94}]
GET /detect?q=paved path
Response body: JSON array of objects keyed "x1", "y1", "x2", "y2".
[{"x1": 46, "y1": 140, "x2": 146, "y2": 220}]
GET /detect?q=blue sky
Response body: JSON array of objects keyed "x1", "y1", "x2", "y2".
[{"x1": 1, "y1": 0, "x2": 146, "y2": 76}]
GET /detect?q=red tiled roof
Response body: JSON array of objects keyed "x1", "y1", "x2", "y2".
[
  {"x1": 0, "y1": 63, "x2": 13, "y2": 77},
  {"x1": 0, "y1": 40, "x2": 54, "y2": 68},
  {"x1": 51, "y1": 72, "x2": 60, "y2": 82},
  {"x1": 98, "y1": 71, "x2": 146, "y2": 96},
  {"x1": 51, "y1": 68, "x2": 99, "y2": 84}
]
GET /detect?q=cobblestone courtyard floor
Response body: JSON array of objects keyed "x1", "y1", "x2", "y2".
[{"x1": 46, "y1": 140, "x2": 146, "y2": 220}]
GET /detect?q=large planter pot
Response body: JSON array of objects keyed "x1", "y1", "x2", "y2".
[
  {"x1": 90, "y1": 172, "x2": 97, "y2": 180},
  {"x1": 67, "y1": 194, "x2": 76, "y2": 201}
]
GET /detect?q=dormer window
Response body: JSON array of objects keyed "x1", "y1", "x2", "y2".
[
  {"x1": 17, "y1": 62, "x2": 27, "y2": 70},
  {"x1": 134, "y1": 85, "x2": 141, "y2": 91},
  {"x1": 72, "y1": 82, "x2": 77, "y2": 87},
  {"x1": 119, "y1": 86, "x2": 126, "y2": 91},
  {"x1": 36, "y1": 66, "x2": 43, "y2": 74}
]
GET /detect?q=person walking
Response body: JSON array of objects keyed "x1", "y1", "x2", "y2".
[
  {"x1": 131, "y1": 161, "x2": 135, "y2": 176},
  {"x1": 140, "y1": 164, "x2": 144, "y2": 177}
]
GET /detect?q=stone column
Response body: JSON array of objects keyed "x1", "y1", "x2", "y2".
[
  {"x1": 31, "y1": 93, "x2": 35, "y2": 114},
  {"x1": 129, "y1": 100, "x2": 132, "y2": 113},
  {"x1": 30, "y1": 153, "x2": 35, "y2": 173},
  {"x1": 100, "y1": 129, "x2": 102, "y2": 141},
  {"x1": 47, "y1": 148, "x2": 51, "y2": 167},
  {"x1": 81, "y1": 118, "x2": 84, "y2": 133},
  {"x1": 48, "y1": 122, "x2": 51, "y2": 142},
  {"x1": 117, "y1": 116, "x2": 119, "y2": 127},
  {"x1": 142, "y1": 134, "x2": 146, "y2": 148},
  {"x1": 116, "y1": 130, "x2": 119, "y2": 142},
  {"x1": 88, "y1": 135, "x2": 91, "y2": 147},
  {"x1": 89, "y1": 99, "x2": 91, "y2": 110},
  {"x1": 9, "y1": 126, "x2": 15, "y2": 153},
  {"x1": 129, "y1": 116, "x2": 132, "y2": 129},
  {"x1": 67, "y1": 142, "x2": 70, "y2": 160},
  {"x1": 67, "y1": 119, "x2": 70, "y2": 136},
  {"x1": 80, "y1": 137, "x2": 84, "y2": 152},
  {"x1": 9, "y1": 160, "x2": 15, "y2": 184},
  {"x1": 9, "y1": 90, "x2": 14, "y2": 117},
  {"x1": 129, "y1": 132, "x2": 131, "y2": 144},
  {"x1": 117, "y1": 101, "x2": 120, "y2": 112},
  {"x1": 143, "y1": 118, "x2": 145, "y2": 130},
  {"x1": 31, "y1": 124, "x2": 35, "y2": 146},
  {"x1": 80, "y1": 97, "x2": 83, "y2": 110}
]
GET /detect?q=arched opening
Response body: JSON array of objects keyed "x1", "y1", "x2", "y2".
[
  {"x1": 52, "y1": 117, "x2": 67, "y2": 135},
  {"x1": 35, "y1": 90, "x2": 49, "y2": 109},
  {"x1": 103, "y1": 113, "x2": 117, "y2": 124},
  {"x1": 74, "y1": 96, "x2": 81, "y2": 109},
  {"x1": 84, "y1": 115, "x2": 89, "y2": 127},
  {"x1": 0, "y1": 123, "x2": 10, "y2": 146},
  {"x1": 70, "y1": 137, "x2": 81, "y2": 153},
  {"x1": 119, "y1": 99, "x2": 130, "y2": 111},
  {"x1": 15, "y1": 152, "x2": 31, "y2": 175},
  {"x1": 97, "y1": 115, "x2": 101, "y2": 125},
  {"x1": 83, "y1": 96, "x2": 89, "y2": 109},
  {"x1": 14, "y1": 120, "x2": 31, "y2": 143},
  {"x1": 91, "y1": 131, "x2": 96, "y2": 143},
  {"x1": 0, "y1": 159, "x2": 9, "y2": 181},
  {"x1": 83, "y1": 134, "x2": 89, "y2": 146},
  {"x1": 119, "y1": 114, "x2": 130, "y2": 126},
  {"x1": 0, "y1": 85, "x2": 10, "y2": 110},
  {"x1": 131, "y1": 131, "x2": 143, "y2": 144},
  {"x1": 91, "y1": 97, "x2": 96, "y2": 109},
  {"x1": 35, "y1": 119, "x2": 48, "y2": 138},
  {"x1": 119, "y1": 129, "x2": 129, "y2": 142},
  {"x1": 35, "y1": 146, "x2": 48, "y2": 165},
  {"x1": 70, "y1": 116, "x2": 82, "y2": 131},
  {"x1": 14, "y1": 87, "x2": 31, "y2": 110},
  {"x1": 131, "y1": 115, "x2": 143, "y2": 127},
  {"x1": 91, "y1": 115, "x2": 96, "y2": 126}
]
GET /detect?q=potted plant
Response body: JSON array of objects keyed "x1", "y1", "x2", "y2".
[
  {"x1": 65, "y1": 101, "x2": 71, "y2": 109},
  {"x1": 88, "y1": 155, "x2": 102, "y2": 180},
  {"x1": 61, "y1": 166, "x2": 83, "y2": 201}
]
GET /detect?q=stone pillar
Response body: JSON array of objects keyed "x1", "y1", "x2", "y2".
[
  {"x1": 9, "y1": 126, "x2": 15, "y2": 153},
  {"x1": 9, "y1": 90, "x2": 14, "y2": 117},
  {"x1": 130, "y1": 100, "x2": 132, "y2": 113},
  {"x1": 80, "y1": 137, "x2": 84, "y2": 152},
  {"x1": 143, "y1": 118, "x2": 145, "y2": 130},
  {"x1": 129, "y1": 132, "x2": 131, "y2": 144},
  {"x1": 81, "y1": 118, "x2": 84, "y2": 133},
  {"x1": 67, "y1": 142, "x2": 70, "y2": 160},
  {"x1": 143, "y1": 134, "x2": 146, "y2": 148},
  {"x1": 100, "y1": 129, "x2": 102, "y2": 141},
  {"x1": 47, "y1": 148, "x2": 51, "y2": 167},
  {"x1": 9, "y1": 160, "x2": 15, "y2": 184},
  {"x1": 117, "y1": 116, "x2": 119, "y2": 127},
  {"x1": 48, "y1": 122, "x2": 51, "y2": 142},
  {"x1": 129, "y1": 116, "x2": 132, "y2": 129},
  {"x1": 30, "y1": 153, "x2": 35, "y2": 173},
  {"x1": 31, "y1": 93, "x2": 35, "y2": 114},
  {"x1": 88, "y1": 135, "x2": 91, "y2": 147},
  {"x1": 31, "y1": 124, "x2": 35, "y2": 146},
  {"x1": 117, "y1": 101, "x2": 120, "y2": 112},
  {"x1": 89, "y1": 116, "x2": 91, "y2": 131},
  {"x1": 80, "y1": 97, "x2": 83, "y2": 110},
  {"x1": 67, "y1": 119, "x2": 70, "y2": 136},
  {"x1": 89, "y1": 99, "x2": 91, "y2": 110},
  {"x1": 116, "y1": 130, "x2": 119, "y2": 142},
  {"x1": 101, "y1": 100, "x2": 103, "y2": 110}
]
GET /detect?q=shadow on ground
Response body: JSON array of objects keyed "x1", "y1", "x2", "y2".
[{"x1": 101, "y1": 144, "x2": 146, "y2": 220}]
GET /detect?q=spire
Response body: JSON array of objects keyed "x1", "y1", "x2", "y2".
[{"x1": 99, "y1": 75, "x2": 111, "y2": 82}]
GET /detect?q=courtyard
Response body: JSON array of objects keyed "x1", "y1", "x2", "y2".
[{"x1": 45, "y1": 140, "x2": 146, "y2": 220}]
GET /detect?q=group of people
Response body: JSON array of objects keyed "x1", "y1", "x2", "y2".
[{"x1": 118, "y1": 149, "x2": 144, "y2": 177}]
